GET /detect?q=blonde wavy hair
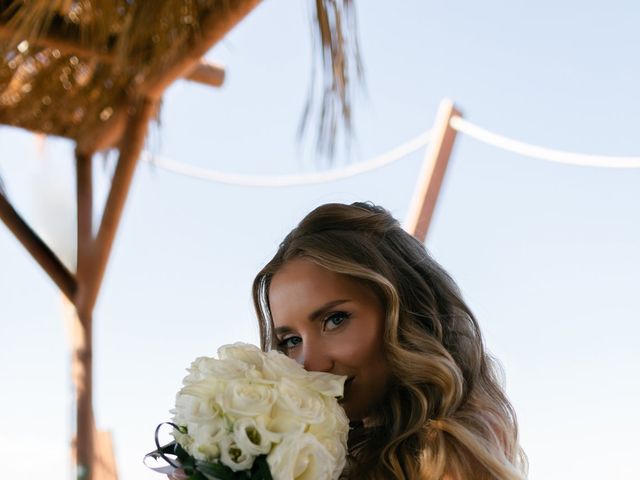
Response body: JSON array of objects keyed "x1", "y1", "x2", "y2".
[{"x1": 253, "y1": 202, "x2": 528, "y2": 480}]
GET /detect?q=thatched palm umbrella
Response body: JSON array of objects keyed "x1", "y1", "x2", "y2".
[{"x1": 0, "y1": 1, "x2": 360, "y2": 479}]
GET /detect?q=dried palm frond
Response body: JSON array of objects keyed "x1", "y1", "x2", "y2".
[{"x1": 301, "y1": 0, "x2": 364, "y2": 161}]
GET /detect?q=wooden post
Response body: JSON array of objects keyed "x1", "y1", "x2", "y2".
[
  {"x1": 64, "y1": 294, "x2": 118, "y2": 480},
  {"x1": 0, "y1": 191, "x2": 77, "y2": 300},
  {"x1": 76, "y1": 150, "x2": 94, "y2": 292},
  {"x1": 404, "y1": 99, "x2": 461, "y2": 242},
  {"x1": 79, "y1": 98, "x2": 156, "y2": 315},
  {"x1": 74, "y1": 150, "x2": 95, "y2": 480},
  {"x1": 74, "y1": 308, "x2": 94, "y2": 480}
]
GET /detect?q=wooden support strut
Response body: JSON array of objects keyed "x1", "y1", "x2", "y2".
[
  {"x1": 0, "y1": 191, "x2": 77, "y2": 301},
  {"x1": 404, "y1": 99, "x2": 461, "y2": 242},
  {"x1": 78, "y1": 97, "x2": 156, "y2": 316}
]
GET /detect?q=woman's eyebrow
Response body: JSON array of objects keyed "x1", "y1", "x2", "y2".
[
  {"x1": 273, "y1": 299, "x2": 350, "y2": 337},
  {"x1": 273, "y1": 325, "x2": 293, "y2": 336},
  {"x1": 308, "y1": 299, "x2": 350, "y2": 321}
]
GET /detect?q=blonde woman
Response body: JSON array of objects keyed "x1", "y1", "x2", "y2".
[{"x1": 252, "y1": 202, "x2": 528, "y2": 480}]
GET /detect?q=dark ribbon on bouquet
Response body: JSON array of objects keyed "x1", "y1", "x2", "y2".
[{"x1": 143, "y1": 422, "x2": 183, "y2": 475}]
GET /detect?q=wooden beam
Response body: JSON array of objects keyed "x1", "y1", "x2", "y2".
[
  {"x1": 404, "y1": 99, "x2": 461, "y2": 242},
  {"x1": 185, "y1": 60, "x2": 225, "y2": 87},
  {"x1": 140, "y1": 0, "x2": 260, "y2": 100},
  {"x1": 78, "y1": 97, "x2": 156, "y2": 315},
  {"x1": 0, "y1": 191, "x2": 77, "y2": 301}
]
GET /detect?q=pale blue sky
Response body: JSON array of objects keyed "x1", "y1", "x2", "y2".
[{"x1": 1, "y1": 1, "x2": 639, "y2": 479}]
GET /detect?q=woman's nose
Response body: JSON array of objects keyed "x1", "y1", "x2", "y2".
[{"x1": 300, "y1": 341, "x2": 333, "y2": 372}]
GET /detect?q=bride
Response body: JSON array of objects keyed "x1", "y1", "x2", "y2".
[{"x1": 170, "y1": 201, "x2": 527, "y2": 479}]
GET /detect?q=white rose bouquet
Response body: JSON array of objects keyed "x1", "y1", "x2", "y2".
[{"x1": 145, "y1": 343, "x2": 349, "y2": 480}]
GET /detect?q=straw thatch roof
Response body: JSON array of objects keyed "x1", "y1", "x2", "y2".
[{"x1": 0, "y1": 0, "x2": 361, "y2": 156}]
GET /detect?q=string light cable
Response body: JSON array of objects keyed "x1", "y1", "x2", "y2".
[
  {"x1": 450, "y1": 116, "x2": 640, "y2": 169},
  {"x1": 141, "y1": 129, "x2": 433, "y2": 187}
]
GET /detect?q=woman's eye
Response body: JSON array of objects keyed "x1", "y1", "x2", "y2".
[
  {"x1": 324, "y1": 312, "x2": 351, "y2": 331},
  {"x1": 279, "y1": 336, "x2": 302, "y2": 351}
]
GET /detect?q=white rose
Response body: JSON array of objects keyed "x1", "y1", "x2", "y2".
[
  {"x1": 218, "y1": 343, "x2": 265, "y2": 370},
  {"x1": 262, "y1": 350, "x2": 309, "y2": 381},
  {"x1": 276, "y1": 378, "x2": 326, "y2": 424},
  {"x1": 186, "y1": 356, "x2": 249, "y2": 383},
  {"x1": 173, "y1": 388, "x2": 220, "y2": 425},
  {"x1": 219, "y1": 434, "x2": 255, "y2": 472},
  {"x1": 267, "y1": 433, "x2": 336, "y2": 480},
  {"x1": 304, "y1": 371, "x2": 347, "y2": 398},
  {"x1": 190, "y1": 419, "x2": 227, "y2": 461},
  {"x1": 222, "y1": 380, "x2": 277, "y2": 417},
  {"x1": 263, "y1": 350, "x2": 346, "y2": 398},
  {"x1": 262, "y1": 404, "x2": 306, "y2": 436},
  {"x1": 313, "y1": 396, "x2": 349, "y2": 438},
  {"x1": 307, "y1": 397, "x2": 348, "y2": 466},
  {"x1": 232, "y1": 417, "x2": 280, "y2": 456}
]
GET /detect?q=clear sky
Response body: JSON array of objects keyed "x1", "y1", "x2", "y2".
[{"x1": 1, "y1": 1, "x2": 639, "y2": 479}]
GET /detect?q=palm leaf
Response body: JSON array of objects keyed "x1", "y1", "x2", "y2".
[{"x1": 302, "y1": 0, "x2": 364, "y2": 161}]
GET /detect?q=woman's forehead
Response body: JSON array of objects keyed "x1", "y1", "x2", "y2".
[
  {"x1": 270, "y1": 260, "x2": 347, "y2": 304},
  {"x1": 268, "y1": 258, "x2": 379, "y2": 323}
]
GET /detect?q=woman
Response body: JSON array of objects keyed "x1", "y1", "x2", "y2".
[{"x1": 253, "y1": 202, "x2": 528, "y2": 480}]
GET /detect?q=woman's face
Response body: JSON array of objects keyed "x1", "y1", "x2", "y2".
[{"x1": 268, "y1": 257, "x2": 392, "y2": 421}]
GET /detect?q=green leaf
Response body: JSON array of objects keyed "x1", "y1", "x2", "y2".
[
  {"x1": 195, "y1": 460, "x2": 237, "y2": 480},
  {"x1": 251, "y1": 456, "x2": 273, "y2": 480}
]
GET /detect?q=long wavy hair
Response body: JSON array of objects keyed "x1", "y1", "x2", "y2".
[{"x1": 252, "y1": 202, "x2": 528, "y2": 480}]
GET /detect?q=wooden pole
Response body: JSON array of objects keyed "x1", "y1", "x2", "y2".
[
  {"x1": 64, "y1": 293, "x2": 118, "y2": 480},
  {"x1": 74, "y1": 150, "x2": 95, "y2": 480},
  {"x1": 74, "y1": 308, "x2": 94, "y2": 480},
  {"x1": 76, "y1": 150, "x2": 94, "y2": 293},
  {"x1": 79, "y1": 98, "x2": 156, "y2": 315},
  {"x1": 0, "y1": 191, "x2": 77, "y2": 300},
  {"x1": 404, "y1": 99, "x2": 461, "y2": 242}
]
